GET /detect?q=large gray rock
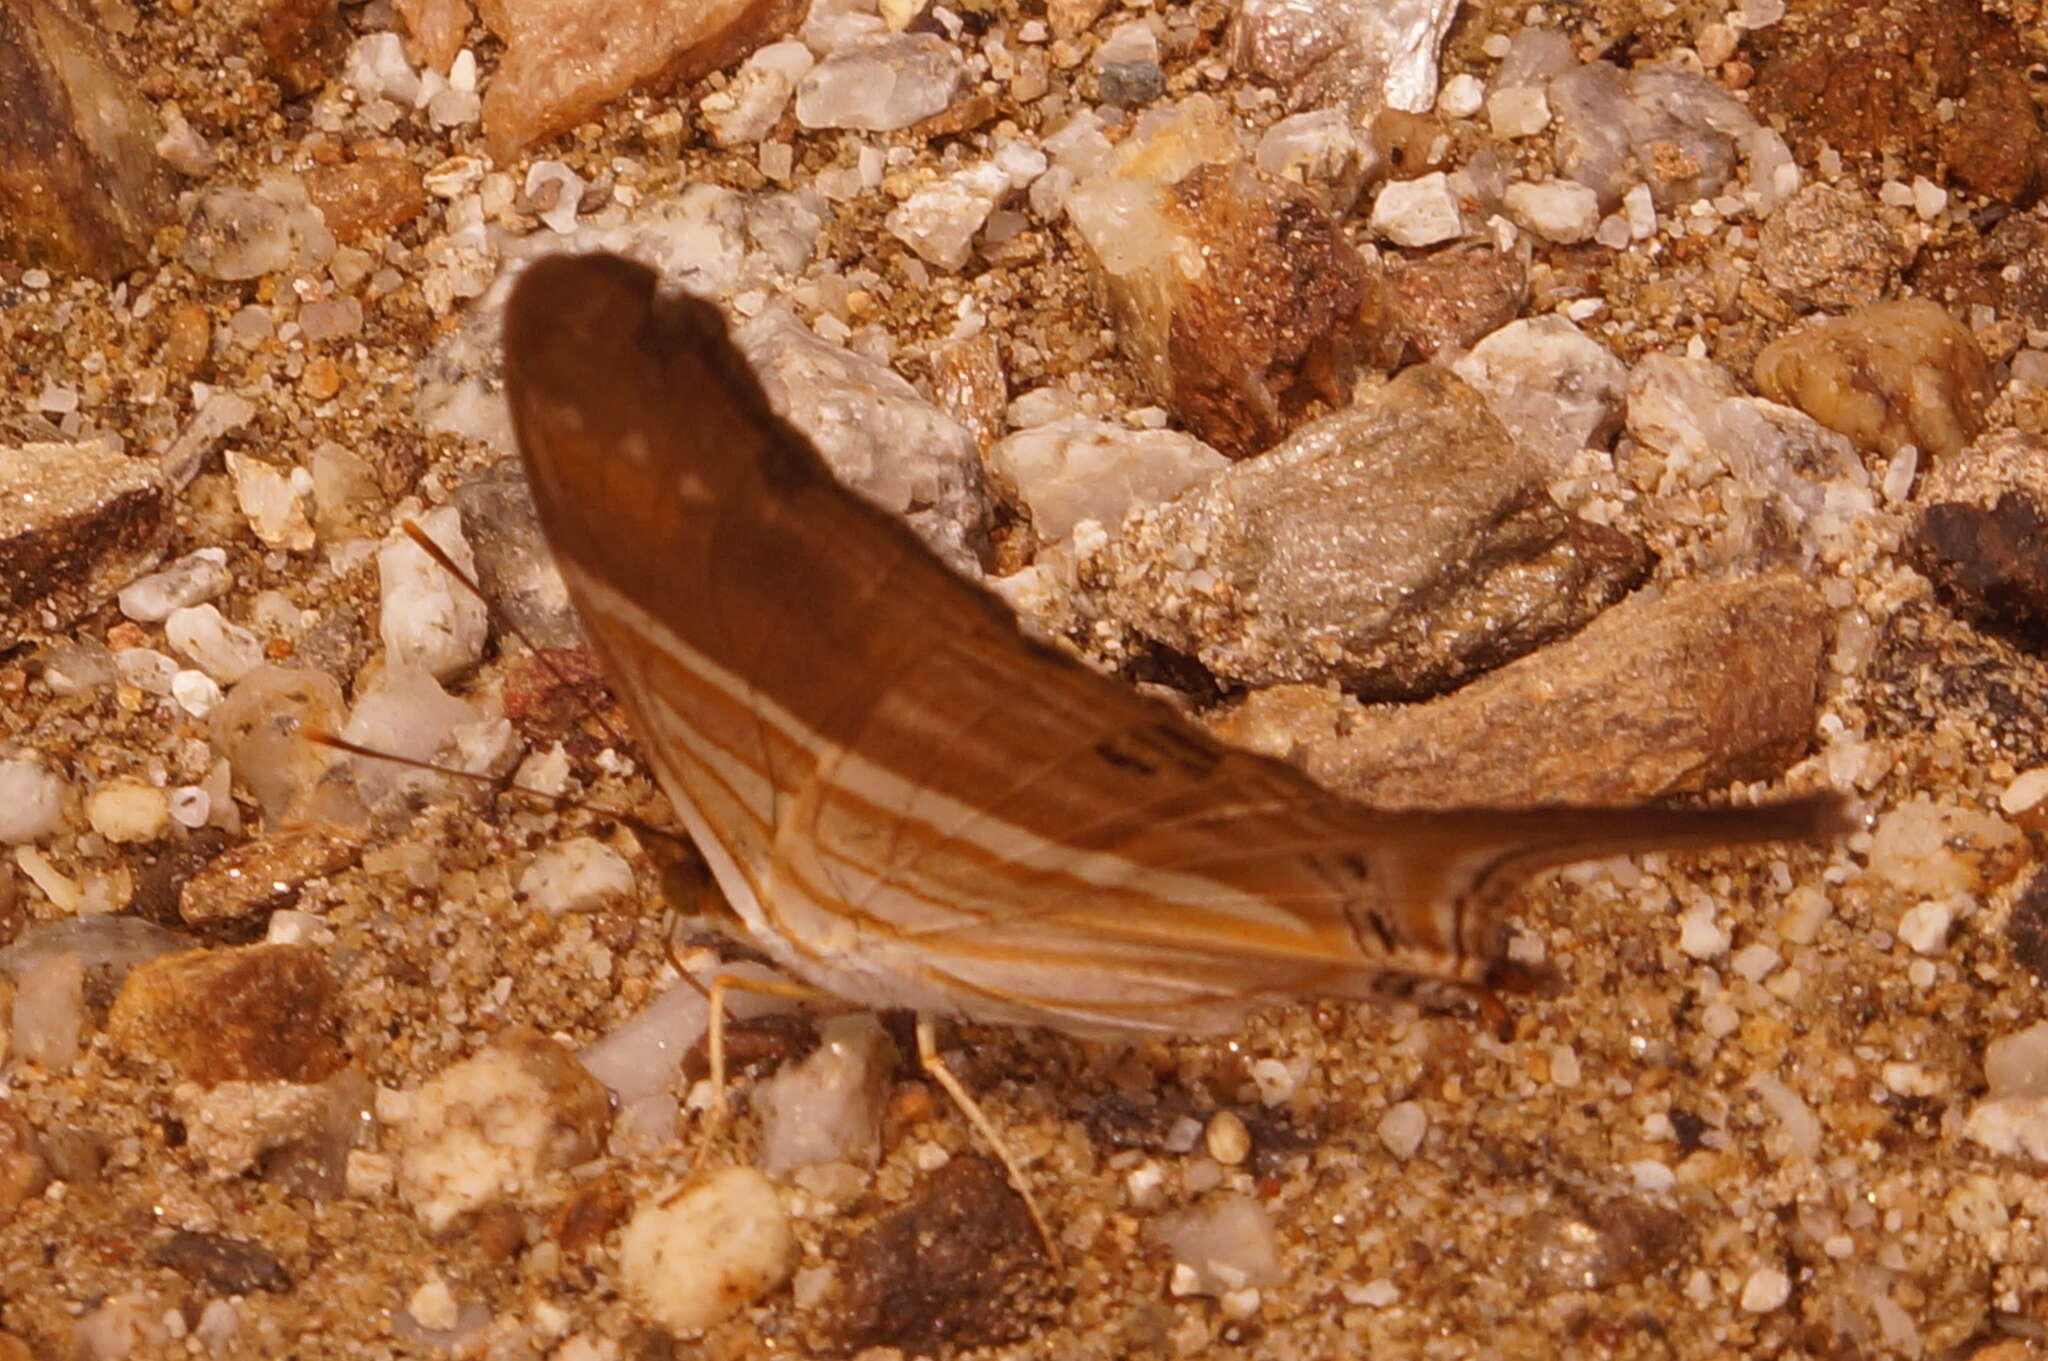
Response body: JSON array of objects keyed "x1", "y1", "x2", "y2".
[{"x1": 1078, "y1": 365, "x2": 1652, "y2": 700}]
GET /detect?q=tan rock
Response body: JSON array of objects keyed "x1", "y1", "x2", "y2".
[
  {"x1": 1212, "y1": 575, "x2": 1829, "y2": 808},
  {"x1": 0, "y1": 442, "x2": 168, "y2": 651},
  {"x1": 108, "y1": 944, "x2": 344, "y2": 1084},
  {"x1": 477, "y1": 0, "x2": 804, "y2": 159},
  {"x1": 0, "y1": 0, "x2": 176, "y2": 277},
  {"x1": 178, "y1": 823, "x2": 366, "y2": 928},
  {"x1": 1755, "y1": 298, "x2": 1991, "y2": 461},
  {"x1": 301, "y1": 155, "x2": 428, "y2": 242},
  {"x1": 396, "y1": 0, "x2": 473, "y2": 72}
]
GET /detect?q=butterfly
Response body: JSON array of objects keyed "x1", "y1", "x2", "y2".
[{"x1": 500, "y1": 251, "x2": 1841, "y2": 1249}]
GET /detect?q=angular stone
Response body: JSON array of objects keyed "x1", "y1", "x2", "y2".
[
  {"x1": 450, "y1": 463, "x2": 581, "y2": 649},
  {"x1": 1070, "y1": 158, "x2": 1365, "y2": 458},
  {"x1": 1450, "y1": 316, "x2": 1627, "y2": 469},
  {"x1": 108, "y1": 943, "x2": 344, "y2": 1084},
  {"x1": 397, "y1": 1027, "x2": 612, "y2": 1231},
  {"x1": 302, "y1": 155, "x2": 428, "y2": 242},
  {"x1": 795, "y1": 32, "x2": 962, "y2": 132},
  {"x1": 0, "y1": 441, "x2": 167, "y2": 650},
  {"x1": 927, "y1": 333, "x2": 1006, "y2": 454},
  {"x1": 1358, "y1": 245, "x2": 1526, "y2": 368},
  {"x1": 821, "y1": 1155, "x2": 1045, "y2": 1354},
  {"x1": 985, "y1": 417, "x2": 1228, "y2": 542},
  {"x1": 396, "y1": 0, "x2": 472, "y2": 72},
  {"x1": 477, "y1": 0, "x2": 802, "y2": 159},
  {"x1": 736, "y1": 306, "x2": 987, "y2": 572},
  {"x1": 1549, "y1": 61, "x2": 1755, "y2": 213},
  {"x1": 1082, "y1": 365, "x2": 1653, "y2": 699},
  {"x1": 0, "y1": 0, "x2": 176, "y2": 277},
  {"x1": 1212, "y1": 575, "x2": 1829, "y2": 808},
  {"x1": 210, "y1": 665, "x2": 350, "y2": 827},
  {"x1": 1754, "y1": 299, "x2": 1991, "y2": 461},
  {"x1": 1914, "y1": 432, "x2": 2048, "y2": 651},
  {"x1": 1228, "y1": 0, "x2": 1460, "y2": 113},
  {"x1": 178, "y1": 823, "x2": 365, "y2": 929},
  {"x1": 1756, "y1": 184, "x2": 1907, "y2": 313}
]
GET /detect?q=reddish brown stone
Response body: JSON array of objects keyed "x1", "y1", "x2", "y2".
[
  {"x1": 221, "y1": 0, "x2": 348, "y2": 97},
  {"x1": 178, "y1": 823, "x2": 365, "y2": 929},
  {"x1": 477, "y1": 0, "x2": 804, "y2": 159},
  {"x1": 1159, "y1": 161, "x2": 1366, "y2": 458},
  {"x1": 1361, "y1": 245, "x2": 1528, "y2": 369},
  {"x1": 0, "y1": 1102, "x2": 49, "y2": 1216},
  {"x1": 1748, "y1": 0, "x2": 2034, "y2": 197},
  {"x1": 0, "y1": 0, "x2": 177, "y2": 277},
  {"x1": 1941, "y1": 68, "x2": 2048, "y2": 207},
  {"x1": 0, "y1": 442, "x2": 168, "y2": 651},
  {"x1": 1913, "y1": 212, "x2": 2048, "y2": 331},
  {"x1": 821, "y1": 1155, "x2": 1048, "y2": 1354},
  {"x1": 107, "y1": 944, "x2": 344, "y2": 1085},
  {"x1": 396, "y1": 0, "x2": 473, "y2": 71},
  {"x1": 301, "y1": 156, "x2": 428, "y2": 242}
]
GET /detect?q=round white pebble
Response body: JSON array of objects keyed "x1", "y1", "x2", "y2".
[
  {"x1": 168, "y1": 786, "x2": 211, "y2": 829},
  {"x1": 1740, "y1": 1265, "x2": 1791, "y2": 1312},
  {"x1": 1376, "y1": 1100, "x2": 1427, "y2": 1160},
  {"x1": 0, "y1": 758, "x2": 67, "y2": 844},
  {"x1": 1439, "y1": 72, "x2": 1485, "y2": 118},
  {"x1": 86, "y1": 780, "x2": 169, "y2": 843},
  {"x1": 619, "y1": 1167, "x2": 796, "y2": 1335}
]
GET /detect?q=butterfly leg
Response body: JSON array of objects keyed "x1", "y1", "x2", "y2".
[{"x1": 915, "y1": 1014, "x2": 1064, "y2": 1270}]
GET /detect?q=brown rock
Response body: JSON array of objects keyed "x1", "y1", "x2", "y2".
[
  {"x1": 1047, "y1": 0, "x2": 1109, "y2": 38},
  {"x1": 1754, "y1": 299, "x2": 1991, "y2": 461},
  {"x1": 220, "y1": 0, "x2": 347, "y2": 97},
  {"x1": 178, "y1": 823, "x2": 365, "y2": 929},
  {"x1": 477, "y1": 0, "x2": 804, "y2": 160},
  {"x1": 1212, "y1": 575, "x2": 1829, "y2": 809},
  {"x1": 0, "y1": 0, "x2": 176, "y2": 276},
  {"x1": 2004, "y1": 867, "x2": 2048, "y2": 984},
  {"x1": 929, "y1": 332, "x2": 1006, "y2": 454},
  {"x1": 150, "y1": 1230, "x2": 293, "y2": 1294},
  {"x1": 107, "y1": 944, "x2": 344, "y2": 1084},
  {"x1": 1912, "y1": 210, "x2": 2048, "y2": 331},
  {"x1": 1085, "y1": 365, "x2": 1652, "y2": 700},
  {"x1": 0, "y1": 442, "x2": 167, "y2": 651},
  {"x1": 301, "y1": 156, "x2": 427, "y2": 242},
  {"x1": 396, "y1": 0, "x2": 473, "y2": 72},
  {"x1": 1755, "y1": 184, "x2": 1907, "y2": 313},
  {"x1": 1942, "y1": 67, "x2": 2048, "y2": 206},
  {"x1": 209, "y1": 666, "x2": 350, "y2": 827},
  {"x1": 0, "y1": 1101, "x2": 49, "y2": 1215},
  {"x1": 1915, "y1": 493, "x2": 2048, "y2": 651},
  {"x1": 1361, "y1": 245, "x2": 1527, "y2": 369},
  {"x1": 1748, "y1": 0, "x2": 2025, "y2": 186},
  {"x1": 821, "y1": 1155, "x2": 1047, "y2": 1354}
]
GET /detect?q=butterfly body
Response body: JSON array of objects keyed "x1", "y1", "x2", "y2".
[{"x1": 504, "y1": 252, "x2": 1841, "y2": 1039}]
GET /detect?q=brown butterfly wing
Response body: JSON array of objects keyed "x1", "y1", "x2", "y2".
[{"x1": 504, "y1": 253, "x2": 1841, "y2": 1033}]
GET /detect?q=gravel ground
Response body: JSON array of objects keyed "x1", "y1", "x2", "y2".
[{"x1": 4, "y1": 0, "x2": 2048, "y2": 1358}]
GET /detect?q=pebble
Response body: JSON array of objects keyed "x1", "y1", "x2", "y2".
[
  {"x1": 85, "y1": 780, "x2": 169, "y2": 844},
  {"x1": 165, "y1": 604, "x2": 263, "y2": 685},
  {"x1": 1755, "y1": 298, "x2": 1991, "y2": 460},
  {"x1": 755, "y1": 1013, "x2": 893, "y2": 1175},
  {"x1": 1756, "y1": 183, "x2": 1906, "y2": 311},
  {"x1": 1376, "y1": 1100, "x2": 1427, "y2": 1159},
  {"x1": 1439, "y1": 72, "x2": 1484, "y2": 118},
  {"x1": 618, "y1": 1166, "x2": 795, "y2": 1334},
  {"x1": 1450, "y1": 316, "x2": 1627, "y2": 469},
  {"x1": 1865, "y1": 797, "x2": 2021, "y2": 899},
  {"x1": 117, "y1": 548, "x2": 231, "y2": 623},
  {"x1": 170, "y1": 669, "x2": 223, "y2": 718},
  {"x1": 2001, "y1": 768, "x2": 2048, "y2": 816},
  {"x1": 178, "y1": 823, "x2": 365, "y2": 928},
  {"x1": 1487, "y1": 86, "x2": 1551, "y2": 139},
  {"x1": 700, "y1": 40, "x2": 814, "y2": 147},
  {"x1": 0, "y1": 1102, "x2": 51, "y2": 1212},
  {"x1": 108, "y1": 943, "x2": 344, "y2": 1084},
  {"x1": 209, "y1": 666, "x2": 348, "y2": 826},
  {"x1": 377, "y1": 505, "x2": 489, "y2": 681},
  {"x1": 1229, "y1": 0, "x2": 1459, "y2": 112},
  {"x1": 884, "y1": 160, "x2": 1011, "y2": 271},
  {"x1": 795, "y1": 32, "x2": 962, "y2": 131},
  {"x1": 12, "y1": 952, "x2": 85, "y2": 1068},
  {"x1": 1084, "y1": 364, "x2": 1648, "y2": 699},
  {"x1": 1677, "y1": 902, "x2": 1731, "y2": 959},
  {"x1": 0, "y1": 760, "x2": 66, "y2": 845},
  {"x1": 517, "y1": 837, "x2": 634, "y2": 914},
  {"x1": 1503, "y1": 178, "x2": 1602, "y2": 244},
  {"x1": 1152, "y1": 1193, "x2": 1281, "y2": 1294},
  {"x1": 1368, "y1": 171, "x2": 1464, "y2": 247},
  {"x1": 1896, "y1": 900, "x2": 1955, "y2": 955},
  {"x1": 1204, "y1": 1109, "x2": 1251, "y2": 1165},
  {"x1": 985, "y1": 418, "x2": 1227, "y2": 541},
  {"x1": 1740, "y1": 1266, "x2": 1791, "y2": 1312}
]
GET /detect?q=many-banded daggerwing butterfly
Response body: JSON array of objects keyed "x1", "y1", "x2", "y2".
[{"x1": 503, "y1": 251, "x2": 1839, "y2": 1047}]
